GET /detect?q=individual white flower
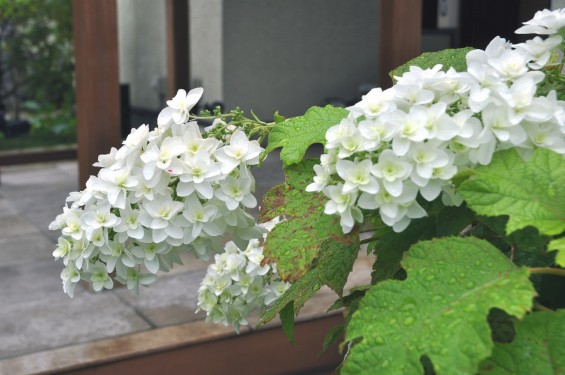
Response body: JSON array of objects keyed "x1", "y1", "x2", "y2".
[
  {"x1": 408, "y1": 142, "x2": 450, "y2": 186},
  {"x1": 89, "y1": 262, "x2": 114, "y2": 292},
  {"x1": 214, "y1": 130, "x2": 262, "y2": 174},
  {"x1": 183, "y1": 196, "x2": 222, "y2": 238},
  {"x1": 515, "y1": 35, "x2": 562, "y2": 69},
  {"x1": 80, "y1": 204, "x2": 119, "y2": 230},
  {"x1": 264, "y1": 280, "x2": 290, "y2": 305},
  {"x1": 390, "y1": 108, "x2": 429, "y2": 156},
  {"x1": 336, "y1": 159, "x2": 379, "y2": 194},
  {"x1": 53, "y1": 237, "x2": 72, "y2": 261},
  {"x1": 61, "y1": 264, "x2": 81, "y2": 297},
  {"x1": 93, "y1": 147, "x2": 120, "y2": 169},
  {"x1": 99, "y1": 240, "x2": 136, "y2": 273},
  {"x1": 172, "y1": 122, "x2": 221, "y2": 159},
  {"x1": 482, "y1": 104, "x2": 527, "y2": 146},
  {"x1": 349, "y1": 87, "x2": 396, "y2": 118},
  {"x1": 357, "y1": 114, "x2": 397, "y2": 150},
  {"x1": 467, "y1": 36, "x2": 510, "y2": 65},
  {"x1": 515, "y1": 8, "x2": 565, "y2": 35},
  {"x1": 138, "y1": 195, "x2": 185, "y2": 243},
  {"x1": 95, "y1": 167, "x2": 139, "y2": 209},
  {"x1": 158, "y1": 87, "x2": 204, "y2": 126},
  {"x1": 61, "y1": 208, "x2": 84, "y2": 240},
  {"x1": 323, "y1": 184, "x2": 363, "y2": 233},
  {"x1": 116, "y1": 125, "x2": 150, "y2": 160},
  {"x1": 131, "y1": 241, "x2": 170, "y2": 274},
  {"x1": 177, "y1": 153, "x2": 222, "y2": 199},
  {"x1": 116, "y1": 267, "x2": 158, "y2": 294},
  {"x1": 325, "y1": 117, "x2": 358, "y2": 150},
  {"x1": 305, "y1": 164, "x2": 333, "y2": 192},
  {"x1": 140, "y1": 137, "x2": 186, "y2": 179},
  {"x1": 420, "y1": 102, "x2": 459, "y2": 142},
  {"x1": 114, "y1": 205, "x2": 145, "y2": 241},
  {"x1": 214, "y1": 175, "x2": 256, "y2": 210},
  {"x1": 392, "y1": 83, "x2": 435, "y2": 107},
  {"x1": 371, "y1": 150, "x2": 413, "y2": 196},
  {"x1": 394, "y1": 64, "x2": 445, "y2": 88},
  {"x1": 525, "y1": 121, "x2": 565, "y2": 154}
]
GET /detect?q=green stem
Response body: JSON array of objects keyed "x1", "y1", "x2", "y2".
[
  {"x1": 533, "y1": 302, "x2": 553, "y2": 312},
  {"x1": 360, "y1": 236, "x2": 378, "y2": 245},
  {"x1": 529, "y1": 267, "x2": 565, "y2": 277}
]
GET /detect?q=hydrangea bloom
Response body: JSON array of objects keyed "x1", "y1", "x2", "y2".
[
  {"x1": 50, "y1": 88, "x2": 267, "y2": 300},
  {"x1": 308, "y1": 10, "x2": 565, "y2": 233},
  {"x1": 196, "y1": 218, "x2": 290, "y2": 332}
]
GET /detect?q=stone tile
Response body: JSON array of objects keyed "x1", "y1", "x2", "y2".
[
  {"x1": 0, "y1": 291, "x2": 151, "y2": 359},
  {"x1": 0, "y1": 259, "x2": 73, "y2": 305},
  {"x1": 114, "y1": 269, "x2": 208, "y2": 327},
  {"x1": 0, "y1": 198, "x2": 17, "y2": 217},
  {"x1": 0, "y1": 232, "x2": 54, "y2": 265},
  {"x1": 0, "y1": 215, "x2": 38, "y2": 237},
  {"x1": 0, "y1": 162, "x2": 72, "y2": 186}
]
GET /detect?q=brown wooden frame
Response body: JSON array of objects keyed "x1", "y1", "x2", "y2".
[
  {"x1": 73, "y1": 0, "x2": 121, "y2": 188},
  {"x1": 379, "y1": 0, "x2": 423, "y2": 88}
]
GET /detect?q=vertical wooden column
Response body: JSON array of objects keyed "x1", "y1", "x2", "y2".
[
  {"x1": 73, "y1": 0, "x2": 121, "y2": 188},
  {"x1": 166, "y1": 0, "x2": 190, "y2": 98},
  {"x1": 379, "y1": 0, "x2": 422, "y2": 88}
]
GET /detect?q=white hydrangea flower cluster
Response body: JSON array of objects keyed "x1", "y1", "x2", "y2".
[
  {"x1": 197, "y1": 218, "x2": 290, "y2": 332},
  {"x1": 50, "y1": 88, "x2": 265, "y2": 297},
  {"x1": 309, "y1": 9, "x2": 565, "y2": 233}
]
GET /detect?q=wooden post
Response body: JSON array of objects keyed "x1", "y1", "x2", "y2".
[
  {"x1": 73, "y1": 0, "x2": 121, "y2": 188},
  {"x1": 166, "y1": 0, "x2": 190, "y2": 98},
  {"x1": 379, "y1": 0, "x2": 422, "y2": 88}
]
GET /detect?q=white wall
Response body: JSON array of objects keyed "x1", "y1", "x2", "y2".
[
  {"x1": 222, "y1": 0, "x2": 379, "y2": 118},
  {"x1": 190, "y1": 0, "x2": 223, "y2": 104},
  {"x1": 117, "y1": 0, "x2": 167, "y2": 110}
]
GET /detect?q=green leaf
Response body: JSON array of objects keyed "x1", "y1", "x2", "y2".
[
  {"x1": 459, "y1": 148, "x2": 565, "y2": 236},
  {"x1": 342, "y1": 237, "x2": 535, "y2": 375},
  {"x1": 259, "y1": 159, "x2": 350, "y2": 281},
  {"x1": 390, "y1": 47, "x2": 474, "y2": 81},
  {"x1": 479, "y1": 310, "x2": 565, "y2": 374},
  {"x1": 265, "y1": 105, "x2": 348, "y2": 165},
  {"x1": 549, "y1": 237, "x2": 565, "y2": 267},
  {"x1": 259, "y1": 238, "x2": 359, "y2": 326},
  {"x1": 321, "y1": 323, "x2": 345, "y2": 354},
  {"x1": 279, "y1": 302, "x2": 295, "y2": 343},
  {"x1": 370, "y1": 202, "x2": 474, "y2": 283}
]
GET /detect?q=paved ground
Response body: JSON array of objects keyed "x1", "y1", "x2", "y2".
[
  {"x1": 0, "y1": 145, "x2": 375, "y2": 375},
  {"x1": 0, "y1": 153, "x2": 287, "y2": 361}
]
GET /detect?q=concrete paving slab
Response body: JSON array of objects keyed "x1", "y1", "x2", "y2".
[
  {"x1": 114, "y1": 269, "x2": 208, "y2": 327},
  {"x1": 0, "y1": 291, "x2": 151, "y2": 359},
  {"x1": 0, "y1": 162, "x2": 76, "y2": 186},
  {"x1": 0, "y1": 259, "x2": 74, "y2": 305},
  {"x1": 0, "y1": 215, "x2": 38, "y2": 237},
  {"x1": 0, "y1": 232, "x2": 54, "y2": 265}
]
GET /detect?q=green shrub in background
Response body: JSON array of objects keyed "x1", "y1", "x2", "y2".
[{"x1": 0, "y1": 0, "x2": 75, "y2": 147}]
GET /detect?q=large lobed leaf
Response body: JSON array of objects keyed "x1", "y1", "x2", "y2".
[
  {"x1": 390, "y1": 47, "x2": 474, "y2": 81},
  {"x1": 459, "y1": 148, "x2": 565, "y2": 265},
  {"x1": 259, "y1": 238, "x2": 359, "y2": 329},
  {"x1": 370, "y1": 203, "x2": 475, "y2": 283},
  {"x1": 259, "y1": 159, "x2": 351, "y2": 281},
  {"x1": 479, "y1": 310, "x2": 565, "y2": 374},
  {"x1": 342, "y1": 237, "x2": 535, "y2": 375},
  {"x1": 459, "y1": 148, "x2": 565, "y2": 236},
  {"x1": 265, "y1": 105, "x2": 348, "y2": 166}
]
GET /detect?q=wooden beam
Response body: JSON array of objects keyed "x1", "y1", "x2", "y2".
[
  {"x1": 58, "y1": 315, "x2": 343, "y2": 375},
  {"x1": 166, "y1": 0, "x2": 190, "y2": 98},
  {"x1": 72, "y1": 0, "x2": 121, "y2": 188},
  {"x1": 379, "y1": 0, "x2": 423, "y2": 88}
]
